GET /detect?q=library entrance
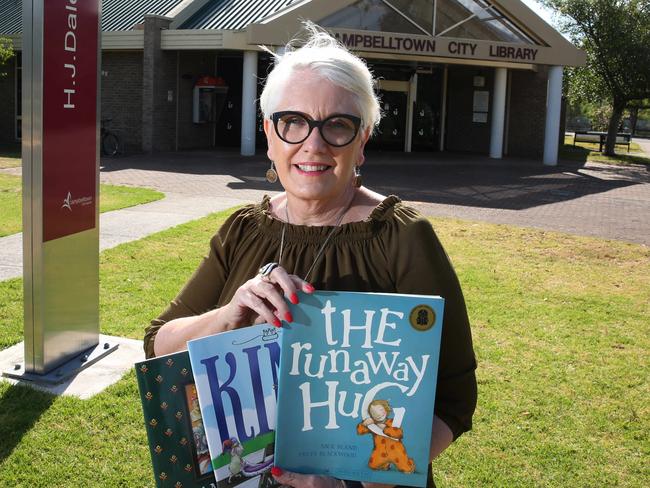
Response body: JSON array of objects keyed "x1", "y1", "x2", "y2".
[{"x1": 367, "y1": 63, "x2": 444, "y2": 152}]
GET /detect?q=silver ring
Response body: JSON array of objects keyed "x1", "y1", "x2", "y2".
[{"x1": 258, "y1": 262, "x2": 279, "y2": 282}]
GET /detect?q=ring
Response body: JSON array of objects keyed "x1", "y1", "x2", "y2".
[{"x1": 258, "y1": 262, "x2": 279, "y2": 282}]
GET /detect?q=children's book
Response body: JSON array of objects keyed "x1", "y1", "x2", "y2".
[
  {"x1": 274, "y1": 291, "x2": 444, "y2": 488},
  {"x1": 187, "y1": 324, "x2": 282, "y2": 488},
  {"x1": 135, "y1": 350, "x2": 217, "y2": 488}
]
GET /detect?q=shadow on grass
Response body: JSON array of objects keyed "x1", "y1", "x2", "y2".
[
  {"x1": 0, "y1": 383, "x2": 55, "y2": 462},
  {"x1": 560, "y1": 143, "x2": 650, "y2": 167},
  {"x1": 0, "y1": 143, "x2": 21, "y2": 159}
]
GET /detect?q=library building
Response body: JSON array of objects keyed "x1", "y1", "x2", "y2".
[{"x1": 0, "y1": 0, "x2": 585, "y2": 163}]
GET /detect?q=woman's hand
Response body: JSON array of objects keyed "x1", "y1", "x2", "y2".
[
  {"x1": 220, "y1": 265, "x2": 314, "y2": 329},
  {"x1": 271, "y1": 467, "x2": 345, "y2": 488},
  {"x1": 271, "y1": 468, "x2": 396, "y2": 488}
]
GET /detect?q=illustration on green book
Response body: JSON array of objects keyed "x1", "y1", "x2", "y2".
[
  {"x1": 187, "y1": 324, "x2": 282, "y2": 488},
  {"x1": 274, "y1": 291, "x2": 444, "y2": 488},
  {"x1": 135, "y1": 350, "x2": 217, "y2": 488}
]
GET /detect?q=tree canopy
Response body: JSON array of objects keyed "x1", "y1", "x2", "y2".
[
  {"x1": 0, "y1": 37, "x2": 14, "y2": 77},
  {"x1": 542, "y1": 0, "x2": 650, "y2": 154}
]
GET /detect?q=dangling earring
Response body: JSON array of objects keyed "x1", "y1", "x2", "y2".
[
  {"x1": 266, "y1": 161, "x2": 278, "y2": 183},
  {"x1": 353, "y1": 166, "x2": 362, "y2": 188}
]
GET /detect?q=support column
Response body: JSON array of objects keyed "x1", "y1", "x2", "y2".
[
  {"x1": 543, "y1": 65, "x2": 563, "y2": 166},
  {"x1": 439, "y1": 65, "x2": 448, "y2": 151},
  {"x1": 142, "y1": 15, "x2": 172, "y2": 153},
  {"x1": 241, "y1": 50, "x2": 258, "y2": 156},
  {"x1": 489, "y1": 67, "x2": 507, "y2": 159}
]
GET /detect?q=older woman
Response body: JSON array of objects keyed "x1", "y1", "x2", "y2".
[{"x1": 145, "y1": 26, "x2": 476, "y2": 488}]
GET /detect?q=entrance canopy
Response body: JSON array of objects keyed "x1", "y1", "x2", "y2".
[{"x1": 243, "y1": 0, "x2": 585, "y2": 67}]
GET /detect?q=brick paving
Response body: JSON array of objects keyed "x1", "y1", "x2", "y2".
[{"x1": 100, "y1": 149, "x2": 650, "y2": 246}]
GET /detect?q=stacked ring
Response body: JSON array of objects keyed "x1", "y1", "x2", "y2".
[{"x1": 258, "y1": 262, "x2": 279, "y2": 282}]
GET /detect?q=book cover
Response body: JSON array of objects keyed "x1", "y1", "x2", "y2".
[
  {"x1": 274, "y1": 291, "x2": 444, "y2": 488},
  {"x1": 187, "y1": 324, "x2": 282, "y2": 488},
  {"x1": 135, "y1": 350, "x2": 217, "y2": 488}
]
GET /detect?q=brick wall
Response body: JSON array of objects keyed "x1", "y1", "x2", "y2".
[
  {"x1": 101, "y1": 51, "x2": 143, "y2": 153},
  {"x1": 445, "y1": 66, "x2": 493, "y2": 153},
  {"x1": 507, "y1": 66, "x2": 547, "y2": 158},
  {"x1": 0, "y1": 56, "x2": 18, "y2": 144}
]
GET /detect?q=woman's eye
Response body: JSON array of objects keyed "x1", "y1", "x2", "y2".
[{"x1": 284, "y1": 117, "x2": 306, "y2": 126}]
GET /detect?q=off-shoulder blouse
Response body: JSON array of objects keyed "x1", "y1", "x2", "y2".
[{"x1": 145, "y1": 195, "x2": 477, "y2": 441}]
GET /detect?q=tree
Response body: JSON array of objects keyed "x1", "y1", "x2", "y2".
[
  {"x1": 0, "y1": 36, "x2": 14, "y2": 78},
  {"x1": 542, "y1": 0, "x2": 650, "y2": 155}
]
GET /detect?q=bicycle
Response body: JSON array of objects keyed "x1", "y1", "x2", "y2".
[{"x1": 101, "y1": 118, "x2": 122, "y2": 157}]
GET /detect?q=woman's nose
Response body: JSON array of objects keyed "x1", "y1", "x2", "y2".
[{"x1": 301, "y1": 125, "x2": 329, "y2": 152}]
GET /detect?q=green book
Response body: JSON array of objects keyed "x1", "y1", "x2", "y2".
[{"x1": 135, "y1": 350, "x2": 217, "y2": 488}]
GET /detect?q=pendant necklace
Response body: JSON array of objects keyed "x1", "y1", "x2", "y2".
[{"x1": 277, "y1": 198, "x2": 353, "y2": 282}]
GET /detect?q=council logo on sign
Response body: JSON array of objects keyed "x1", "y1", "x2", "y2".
[
  {"x1": 62, "y1": 191, "x2": 73, "y2": 211},
  {"x1": 62, "y1": 191, "x2": 93, "y2": 211}
]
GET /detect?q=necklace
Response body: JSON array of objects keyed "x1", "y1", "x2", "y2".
[{"x1": 277, "y1": 198, "x2": 353, "y2": 282}]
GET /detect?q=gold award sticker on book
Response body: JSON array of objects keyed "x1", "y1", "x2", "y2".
[{"x1": 409, "y1": 304, "x2": 436, "y2": 331}]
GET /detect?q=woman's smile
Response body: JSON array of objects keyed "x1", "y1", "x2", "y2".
[{"x1": 294, "y1": 162, "x2": 333, "y2": 175}]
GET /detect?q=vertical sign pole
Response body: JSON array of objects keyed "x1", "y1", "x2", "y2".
[{"x1": 12, "y1": 0, "x2": 113, "y2": 382}]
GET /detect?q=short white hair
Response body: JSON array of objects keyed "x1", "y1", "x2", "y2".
[{"x1": 259, "y1": 23, "x2": 381, "y2": 130}]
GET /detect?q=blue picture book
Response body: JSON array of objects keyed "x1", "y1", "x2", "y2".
[
  {"x1": 187, "y1": 324, "x2": 282, "y2": 488},
  {"x1": 274, "y1": 291, "x2": 444, "y2": 488}
]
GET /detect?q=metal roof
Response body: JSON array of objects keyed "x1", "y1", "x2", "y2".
[
  {"x1": 0, "y1": 0, "x2": 21, "y2": 35},
  {"x1": 181, "y1": 0, "x2": 301, "y2": 30},
  {"x1": 0, "y1": 0, "x2": 184, "y2": 35},
  {"x1": 101, "y1": 0, "x2": 183, "y2": 31}
]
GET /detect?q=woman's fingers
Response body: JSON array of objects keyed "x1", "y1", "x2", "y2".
[
  {"x1": 271, "y1": 467, "x2": 343, "y2": 488},
  {"x1": 226, "y1": 266, "x2": 317, "y2": 329},
  {"x1": 239, "y1": 288, "x2": 281, "y2": 327}
]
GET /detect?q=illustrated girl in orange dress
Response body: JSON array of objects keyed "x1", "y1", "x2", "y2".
[{"x1": 357, "y1": 399, "x2": 415, "y2": 474}]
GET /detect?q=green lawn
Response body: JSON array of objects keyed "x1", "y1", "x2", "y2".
[
  {"x1": 0, "y1": 145, "x2": 21, "y2": 169},
  {"x1": 561, "y1": 134, "x2": 649, "y2": 166},
  {"x1": 0, "y1": 174, "x2": 164, "y2": 237},
  {"x1": 0, "y1": 209, "x2": 647, "y2": 487}
]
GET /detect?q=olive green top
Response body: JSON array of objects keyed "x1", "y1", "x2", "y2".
[{"x1": 145, "y1": 195, "x2": 477, "y2": 440}]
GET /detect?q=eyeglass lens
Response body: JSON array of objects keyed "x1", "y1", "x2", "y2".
[{"x1": 276, "y1": 113, "x2": 358, "y2": 146}]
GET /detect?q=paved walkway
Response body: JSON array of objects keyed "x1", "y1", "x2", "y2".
[{"x1": 1, "y1": 149, "x2": 649, "y2": 281}]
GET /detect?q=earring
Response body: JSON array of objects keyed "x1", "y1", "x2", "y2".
[
  {"x1": 353, "y1": 166, "x2": 362, "y2": 188},
  {"x1": 266, "y1": 161, "x2": 278, "y2": 183}
]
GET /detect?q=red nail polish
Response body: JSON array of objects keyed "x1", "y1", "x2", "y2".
[
  {"x1": 290, "y1": 293, "x2": 299, "y2": 304},
  {"x1": 305, "y1": 284, "x2": 315, "y2": 293},
  {"x1": 271, "y1": 466, "x2": 283, "y2": 477},
  {"x1": 272, "y1": 318, "x2": 282, "y2": 328},
  {"x1": 285, "y1": 312, "x2": 293, "y2": 322}
]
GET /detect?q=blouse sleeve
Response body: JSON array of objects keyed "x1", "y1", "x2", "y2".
[
  {"x1": 143, "y1": 206, "x2": 252, "y2": 358},
  {"x1": 389, "y1": 206, "x2": 477, "y2": 440}
]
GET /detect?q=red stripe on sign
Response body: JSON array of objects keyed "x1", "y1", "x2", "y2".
[{"x1": 43, "y1": 0, "x2": 99, "y2": 242}]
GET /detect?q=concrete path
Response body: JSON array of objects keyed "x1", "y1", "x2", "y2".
[{"x1": 1, "y1": 149, "x2": 649, "y2": 281}]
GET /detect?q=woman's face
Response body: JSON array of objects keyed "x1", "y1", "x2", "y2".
[{"x1": 264, "y1": 69, "x2": 370, "y2": 206}]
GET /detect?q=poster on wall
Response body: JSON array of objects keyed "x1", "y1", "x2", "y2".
[{"x1": 472, "y1": 91, "x2": 489, "y2": 112}]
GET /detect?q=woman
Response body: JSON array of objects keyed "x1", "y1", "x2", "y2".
[{"x1": 145, "y1": 26, "x2": 476, "y2": 488}]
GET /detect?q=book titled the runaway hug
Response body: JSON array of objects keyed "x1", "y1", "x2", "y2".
[
  {"x1": 187, "y1": 324, "x2": 282, "y2": 488},
  {"x1": 274, "y1": 291, "x2": 445, "y2": 488},
  {"x1": 135, "y1": 350, "x2": 217, "y2": 488}
]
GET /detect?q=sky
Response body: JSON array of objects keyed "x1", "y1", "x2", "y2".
[{"x1": 521, "y1": 0, "x2": 559, "y2": 28}]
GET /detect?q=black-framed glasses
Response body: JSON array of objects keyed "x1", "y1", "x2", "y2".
[{"x1": 271, "y1": 111, "x2": 362, "y2": 147}]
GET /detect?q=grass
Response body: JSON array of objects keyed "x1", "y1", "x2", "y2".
[
  {"x1": 561, "y1": 135, "x2": 649, "y2": 166},
  {"x1": 0, "y1": 210, "x2": 648, "y2": 487},
  {"x1": 0, "y1": 174, "x2": 164, "y2": 237},
  {"x1": 0, "y1": 144, "x2": 21, "y2": 169}
]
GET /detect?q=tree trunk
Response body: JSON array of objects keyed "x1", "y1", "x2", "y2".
[
  {"x1": 630, "y1": 107, "x2": 639, "y2": 136},
  {"x1": 604, "y1": 100, "x2": 625, "y2": 156}
]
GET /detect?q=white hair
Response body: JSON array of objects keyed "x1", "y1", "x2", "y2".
[{"x1": 259, "y1": 22, "x2": 381, "y2": 130}]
